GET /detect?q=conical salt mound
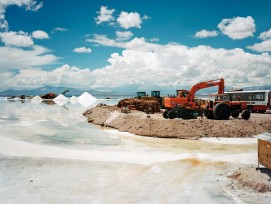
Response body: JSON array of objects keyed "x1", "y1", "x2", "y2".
[
  {"x1": 53, "y1": 94, "x2": 69, "y2": 102},
  {"x1": 69, "y1": 96, "x2": 78, "y2": 104},
  {"x1": 78, "y1": 92, "x2": 97, "y2": 107},
  {"x1": 31, "y1": 95, "x2": 43, "y2": 104},
  {"x1": 53, "y1": 94, "x2": 69, "y2": 106}
]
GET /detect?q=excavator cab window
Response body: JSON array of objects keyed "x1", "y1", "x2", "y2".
[
  {"x1": 183, "y1": 92, "x2": 188, "y2": 97},
  {"x1": 178, "y1": 91, "x2": 188, "y2": 98}
]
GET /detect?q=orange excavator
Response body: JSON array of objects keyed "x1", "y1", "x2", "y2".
[
  {"x1": 163, "y1": 78, "x2": 250, "y2": 120},
  {"x1": 164, "y1": 78, "x2": 225, "y2": 109}
]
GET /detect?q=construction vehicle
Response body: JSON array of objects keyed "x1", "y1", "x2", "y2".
[
  {"x1": 136, "y1": 92, "x2": 147, "y2": 99},
  {"x1": 163, "y1": 78, "x2": 250, "y2": 120},
  {"x1": 61, "y1": 90, "x2": 70, "y2": 96},
  {"x1": 163, "y1": 79, "x2": 225, "y2": 119},
  {"x1": 204, "y1": 94, "x2": 250, "y2": 120},
  {"x1": 117, "y1": 91, "x2": 161, "y2": 114}
]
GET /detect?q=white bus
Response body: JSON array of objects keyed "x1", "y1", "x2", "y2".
[{"x1": 224, "y1": 90, "x2": 271, "y2": 113}]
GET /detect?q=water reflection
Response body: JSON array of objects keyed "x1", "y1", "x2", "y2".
[{"x1": 0, "y1": 99, "x2": 123, "y2": 148}]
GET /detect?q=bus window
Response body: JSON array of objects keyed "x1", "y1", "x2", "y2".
[
  {"x1": 244, "y1": 93, "x2": 252, "y2": 100},
  {"x1": 252, "y1": 93, "x2": 265, "y2": 101},
  {"x1": 223, "y1": 95, "x2": 229, "y2": 100}
]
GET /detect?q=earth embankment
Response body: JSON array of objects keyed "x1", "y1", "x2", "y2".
[{"x1": 83, "y1": 106, "x2": 271, "y2": 139}]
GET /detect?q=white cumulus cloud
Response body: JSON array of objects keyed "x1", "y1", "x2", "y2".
[
  {"x1": 95, "y1": 6, "x2": 115, "y2": 25},
  {"x1": 32, "y1": 30, "x2": 49, "y2": 39},
  {"x1": 247, "y1": 28, "x2": 271, "y2": 52},
  {"x1": 116, "y1": 31, "x2": 133, "y2": 41},
  {"x1": 86, "y1": 37, "x2": 271, "y2": 88},
  {"x1": 218, "y1": 16, "x2": 256, "y2": 40},
  {"x1": 0, "y1": 0, "x2": 42, "y2": 30},
  {"x1": 73, "y1": 47, "x2": 92, "y2": 53},
  {"x1": 194, "y1": 30, "x2": 218, "y2": 38},
  {"x1": 1, "y1": 64, "x2": 95, "y2": 89},
  {"x1": 258, "y1": 28, "x2": 271, "y2": 40},
  {"x1": 117, "y1": 11, "x2": 142, "y2": 29},
  {"x1": 0, "y1": 45, "x2": 58, "y2": 69},
  {"x1": 87, "y1": 34, "x2": 124, "y2": 47},
  {"x1": 247, "y1": 39, "x2": 271, "y2": 52},
  {"x1": 0, "y1": 31, "x2": 33, "y2": 47}
]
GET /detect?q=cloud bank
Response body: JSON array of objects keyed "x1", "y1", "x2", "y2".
[{"x1": 2, "y1": 38, "x2": 271, "y2": 90}]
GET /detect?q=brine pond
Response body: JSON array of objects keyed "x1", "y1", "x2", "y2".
[{"x1": 0, "y1": 98, "x2": 266, "y2": 204}]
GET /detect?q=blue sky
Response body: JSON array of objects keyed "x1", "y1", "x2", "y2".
[{"x1": 0, "y1": 0, "x2": 271, "y2": 92}]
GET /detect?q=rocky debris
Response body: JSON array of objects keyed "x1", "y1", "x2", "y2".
[
  {"x1": 83, "y1": 105, "x2": 271, "y2": 139},
  {"x1": 96, "y1": 103, "x2": 107, "y2": 107},
  {"x1": 229, "y1": 167, "x2": 271, "y2": 192},
  {"x1": 121, "y1": 107, "x2": 131, "y2": 114},
  {"x1": 258, "y1": 120, "x2": 271, "y2": 132},
  {"x1": 41, "y1": 93, "x2": 57, "y2": 99}
]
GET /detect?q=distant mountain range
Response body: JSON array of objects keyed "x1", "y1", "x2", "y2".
[
  {"x1": 242, "y1": 86, "x2": 271, "y2": 91},
  {"x1": 0, "y1": 86, "x2": 119, "y2": 97},
  {"x1": 0, "y1": 85, "x2": 270, "y2": 97}
]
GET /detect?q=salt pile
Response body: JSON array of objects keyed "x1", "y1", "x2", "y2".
[
  {"x1": 53, "y1": 94, "x2": 69, "y2": 106},
  {"x1": 69, "y1": 96, "x2": 78, "y2": 104},
  {"x1": 78, "y1": 92, "x2": 97, "y2": 107},
  {"x1": 31, "y1": 95, "x2": 43, "y2": 104}
]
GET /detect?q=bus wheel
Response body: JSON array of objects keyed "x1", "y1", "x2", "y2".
[
  {"x1": 231, "y1": 110, "x2": 239, "y2": 118},
  {"x1": 241, "y1": 110, "x2": 250, "y2": 120},
  {"x1": 248, "y1": 106, "x2": 253, "y2": 113}
]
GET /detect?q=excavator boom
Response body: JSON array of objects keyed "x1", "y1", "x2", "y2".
[
  {"x1": 186, "y1": 78, "x2": 224, "y2": 102},
  {"x1": 164, "y1": 78, "x2": 225, "y2": 110}
]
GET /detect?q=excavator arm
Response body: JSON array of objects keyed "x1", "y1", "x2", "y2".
[{"x1": 186, "y1": 78, "x2": 224, "y2": 102}]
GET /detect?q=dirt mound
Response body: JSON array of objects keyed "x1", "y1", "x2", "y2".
[
  {"x1": 83, "y1": 106, "x2": 271, "y2": 139},
  {"x1": 229, "y1": 167, "x2": 271, "y2": 192}
]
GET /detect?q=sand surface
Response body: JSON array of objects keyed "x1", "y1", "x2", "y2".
[{"x1": 83, "y1": 106, "x2": 271, "y2": 139}]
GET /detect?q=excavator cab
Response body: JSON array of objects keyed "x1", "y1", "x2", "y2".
[{"x1": 176, "y1": 90, "x2": 189, "y2": 98}]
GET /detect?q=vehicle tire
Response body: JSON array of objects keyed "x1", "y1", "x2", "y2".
[
  {"x1": 248, "y1": 106, "x2": 253, "y2": 113},
  {"x1": 168, "y1": 110, "x2": 176, "y2": 119},
  {"x1": 163, "y1": 110, "x2": 169, "y2": 119},
  {"x1": 179, "y1": 108, "x2": 194, "y2": 119},
  {"x1": 213, "y1": 103, "x2": 231, "y2": 120},
  {"x1": 204, "y1": 110, "x2": 215, "y2": 119},
  {"x1": 231, "y1": 110, "x2": 239, "y2": 118},
  {"x1": 241, "y1": 110, "x2": 250, "y2": 120}
]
